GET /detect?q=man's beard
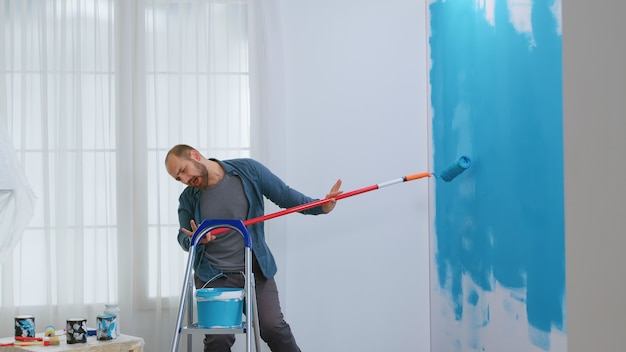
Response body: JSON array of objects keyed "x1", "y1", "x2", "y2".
[{"x1": 192, "y1": 159, "x2": 210, "y2": 189}]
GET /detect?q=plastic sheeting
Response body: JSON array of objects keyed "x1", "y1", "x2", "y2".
[{"x1": 0, "y1": 125, "x2": 36, "y2": 264}]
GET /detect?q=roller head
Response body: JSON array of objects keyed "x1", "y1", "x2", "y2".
[{"x1": 439, "y1": 156, "x2": 471, "y2": 182}]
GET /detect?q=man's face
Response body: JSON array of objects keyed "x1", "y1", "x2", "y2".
[{"x1": 167, "y1": 154, "x2": 210, "y2": 189}]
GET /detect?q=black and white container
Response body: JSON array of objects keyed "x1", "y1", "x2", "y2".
[{"x1": 66, "y1": 318, "x2": 88, "y2": 344}]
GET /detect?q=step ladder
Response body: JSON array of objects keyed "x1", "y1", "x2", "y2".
[{"x1": 171, "y1": 219, "x2": 262, "y2": 352}]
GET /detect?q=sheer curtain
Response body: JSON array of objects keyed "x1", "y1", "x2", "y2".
[
  {"x1": 141, "y1": 0, "x2": 252, "y2": 348},
  {"x1": 1, "y1": 0, "x2": 119, "y2": 328},
  {"x1": 0, "y1": 122, "x2": 36, "y2": 265},
  {"x1": 0, "y1": 0, "x2": 257, "y2": 350}
]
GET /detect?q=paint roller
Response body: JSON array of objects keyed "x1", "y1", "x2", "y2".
[
  {"x1": 191, "y1": 156, "x2": 471, "y2": 244},
  {"x1": 437, "y1": 155, "x2": 471, "y2": 182}
]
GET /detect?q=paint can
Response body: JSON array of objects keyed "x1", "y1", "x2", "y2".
[
  {"x1": 14, "y1": 315, "x2": 35, "y2": 337},
  {"x1": 66, "y1": 318, "x2": 88, "y2": 344},
  {"x1": 96, "y1": 314, "x2": 118, "y2": 341},
  {"x1": 196, "y1": 288, "x2": 244, "y2": 328}
]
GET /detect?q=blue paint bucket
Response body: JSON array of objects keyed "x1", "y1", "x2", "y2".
[{"x1": 196, "y1": 288, "x2": 244, "y2": 328}]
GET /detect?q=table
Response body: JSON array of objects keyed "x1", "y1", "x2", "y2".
[{"x1": 0, "y1": 333, "x2": 144, "y2": 352}]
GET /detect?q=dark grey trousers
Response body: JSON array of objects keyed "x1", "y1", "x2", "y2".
[{"x1": 194, "y1": 260, "x2": 301, "y2": 352}]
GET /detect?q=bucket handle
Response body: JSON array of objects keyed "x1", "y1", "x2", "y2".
[{"x1": 200, "y1": 272, "x2": 244, "y2": 289}]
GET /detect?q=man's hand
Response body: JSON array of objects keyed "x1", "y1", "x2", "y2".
[
  {"x1": 322, "y1": 179, "x2": 343, "y2": 214},
  {"x1": 182, "y1": 219, "x2": 215, "y2": 244}
]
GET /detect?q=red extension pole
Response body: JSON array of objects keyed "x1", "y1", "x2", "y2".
[{"x1": 202, "y1": 171, "x2": 432, "y2": 238}]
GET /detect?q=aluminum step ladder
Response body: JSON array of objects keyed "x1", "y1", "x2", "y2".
[{"x1": 171, "y1": 219, "x2": 262, "y2": 352}]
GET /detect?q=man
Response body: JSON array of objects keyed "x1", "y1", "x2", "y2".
[{"x1": 165, "y1": 144, "x2": 342, "y2": 352}]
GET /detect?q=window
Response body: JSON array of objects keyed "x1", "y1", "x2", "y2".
[
  {"x1": 2, "y1": 0, "x2": 118, "y2": 306},
  {"x1": 1, "y1": 0, "x2": 250, "y2": 311},
  {"x1": 144, "y1": 0, "x2": 250, "y2": 298}
]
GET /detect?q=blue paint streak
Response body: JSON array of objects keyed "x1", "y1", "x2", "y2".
[
  {"x1": 467, "y1": 289, "x2": 479, "y2": 306},
  {"x1": 430, "y1": 0, "x2": 565, "y2": 349}
]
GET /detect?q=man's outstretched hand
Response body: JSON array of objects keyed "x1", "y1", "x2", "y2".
[
  {"x1": 182, "y1": 219, "x2": 215, "y2": 244},
  {"x1": 322, "y1": 179, "x2": 343, "y2": 214}
]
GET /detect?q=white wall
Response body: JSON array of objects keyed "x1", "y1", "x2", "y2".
[
  {"x1": 263, "y1": 1, "x2": 626, "y2": 352},
  {"x1": 255, "y1": 1, "x2": 431, "y2": 351},
  {"x1": 563, "y1": 1, "x2": 626, "y2": 352}
]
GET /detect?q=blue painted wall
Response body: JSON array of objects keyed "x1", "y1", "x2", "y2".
[{"x1": 429, "y1": 0, "x2": 565, "y2": 350}]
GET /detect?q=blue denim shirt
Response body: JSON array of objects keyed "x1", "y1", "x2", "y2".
[{"x1": 176, "y1": 158, "x2": 324, "y2": 283}]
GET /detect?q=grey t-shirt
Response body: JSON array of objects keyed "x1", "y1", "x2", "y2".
[{"x1": 200, "y1": 173, "x2": 249, "y2": 271}]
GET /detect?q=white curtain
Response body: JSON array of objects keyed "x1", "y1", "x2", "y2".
[
  {"x1": 141, "y1": 0, "x2": 252, "y2": 349},
  {"x1": 0, "y1": 123, "x2": 36, "y2": 265},
  {"x1": 0, "y1": 0, "x2": 263, "y2": 350},
  {"x1": 1, "y1": 0, "x2": 120, "y2": 328}
]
